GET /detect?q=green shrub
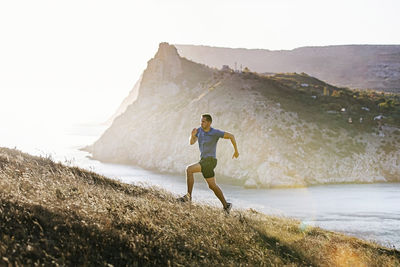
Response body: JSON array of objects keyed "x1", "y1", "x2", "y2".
[{"x1": 331, "y1": 90, "x2": 342, "y2": 97}]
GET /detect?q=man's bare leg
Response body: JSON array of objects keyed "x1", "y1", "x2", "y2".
[
  {"x1": 205, "y1": 177, "x2": 228, "y2": 208},
  {"x1": 186, "y1": 163, "x2": 201, "y2": 196}
]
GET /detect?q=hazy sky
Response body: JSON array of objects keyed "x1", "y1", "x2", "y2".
[{"x1": 1, "y1": 0, "x2": 399, "y2": 128}]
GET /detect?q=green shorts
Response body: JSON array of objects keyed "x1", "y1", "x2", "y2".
[{"x1": 199, "y1": 157, "x2": 217, "y2": 179}]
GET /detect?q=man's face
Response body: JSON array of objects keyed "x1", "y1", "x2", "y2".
[{"x1": 201, "y1": 117, "x2": 211, "y2": 129}]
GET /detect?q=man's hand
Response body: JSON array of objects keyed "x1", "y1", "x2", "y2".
[
  {"x1": 224, "y1": 132, "x2": 239, "y2": 159},
  {"x1": 190, "y1": 128, "x2": 198, "y2": 145},
  {"x1": 191, "y1": 128, "x2": 198, "y2": 137}
]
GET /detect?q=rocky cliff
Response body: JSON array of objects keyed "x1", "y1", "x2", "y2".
[
  {"x1": 175, "y1": 44, "x2": 400, "y2": 92},
  {"x1": 84, "y1": 42, "x2": 400, "y2": 188}
]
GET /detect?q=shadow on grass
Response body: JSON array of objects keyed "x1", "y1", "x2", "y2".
[
  {"x1": 249, "y1": 224, "x2": 314, "y2": 266},
  {"x1": 0, "y1": 199, "x2": 150, "y2": 266}
]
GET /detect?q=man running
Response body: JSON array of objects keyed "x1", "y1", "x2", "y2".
[{"x1": 178, "y1": 114, "x2": 239, "y2": 214}]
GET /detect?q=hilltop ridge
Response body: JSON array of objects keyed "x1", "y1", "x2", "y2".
[{"x1": 175, "y1": 44, "x2": 400, "y2": 92}]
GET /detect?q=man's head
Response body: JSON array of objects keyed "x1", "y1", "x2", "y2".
[{"x1": 201, "y1": 114, "x2": 212, "y2": 130}]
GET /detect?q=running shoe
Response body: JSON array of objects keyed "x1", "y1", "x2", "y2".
[
  {"x1": 177, "y1": 193, "x2": 192, "y2": 202},
  {"x1": 224, "y1": 202, "x2": 232, "y2": 214}
]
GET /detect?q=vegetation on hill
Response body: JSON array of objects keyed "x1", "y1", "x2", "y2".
[
  {"x1": 238, "y1": 71, "x2": 400, "y2": 134},
  {"x1": 1, "y1": 147, "x2": 399, "y2": 266}
]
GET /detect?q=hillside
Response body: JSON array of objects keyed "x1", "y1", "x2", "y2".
[
  {"x1": 1, "y1": 146, "x2": 399, "y2": 266},
  {"x1": 175, "y1": 44, "x2": 400, "y2": 92},
  {"x1": 84, "y1": 42, "x2": 400, "y2": 188}
]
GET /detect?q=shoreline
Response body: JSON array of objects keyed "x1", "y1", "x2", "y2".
[{"x1": 82, "y1": 148, "x2": 400, "y2": 190}]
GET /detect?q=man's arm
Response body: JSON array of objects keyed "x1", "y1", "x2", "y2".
[
  {"x1": 223, "y1": 132, "x2": 239, "y2": 158},
  {"x1": 190, "y1": 128, "x2": 198, "y2": 145}
]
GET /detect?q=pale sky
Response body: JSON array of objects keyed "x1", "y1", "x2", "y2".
[{"x1": 0, "y1": 0, "x2": 399, "y2": 129}]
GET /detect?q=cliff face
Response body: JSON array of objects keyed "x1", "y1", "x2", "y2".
[
  {"x1": 86, "y1": 42, "x2": 400, "y2": 188},
  {"x1": 175, "y1": 44, "x2": 400, "y2": 92}
]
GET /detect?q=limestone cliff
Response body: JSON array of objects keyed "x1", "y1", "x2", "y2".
[{"x1": 84, "y1": 42, "x2": 400, "y2": 188}]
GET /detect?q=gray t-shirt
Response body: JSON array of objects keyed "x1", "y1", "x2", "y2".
[{"x1": 195, "y1": 127, "x2": 225, "y2": 159}]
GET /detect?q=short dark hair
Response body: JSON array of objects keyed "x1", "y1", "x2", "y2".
[{"x1": 202, "y1": 114, "x2": 212, "y2": 123}]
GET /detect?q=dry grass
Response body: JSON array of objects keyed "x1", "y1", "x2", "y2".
[{"x1": 0, "y1": 147, "x2": 399, "y2": 266}]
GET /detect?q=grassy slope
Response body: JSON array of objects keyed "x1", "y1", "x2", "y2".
[
  {"x1": 0, "y1": 147, "x2": 399, "y2": 266},
  {"x1": 244, "y1": 71, "x2": 400, "y2": 133}
]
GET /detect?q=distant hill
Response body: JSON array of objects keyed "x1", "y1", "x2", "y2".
[
  {"x1": 1, "y1": 146, "x2": 399, "y2": 265},
  {"x1": 175, "y1": 44, "x2": 400, "y2": 92},
  {"x1": 85, "y1": 42, "x2": 400, "y2": 188}
]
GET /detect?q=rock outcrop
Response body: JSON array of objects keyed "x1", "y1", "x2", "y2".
[{"x1": 84, "y1": 42, "x2": 400, "y2": 188}]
